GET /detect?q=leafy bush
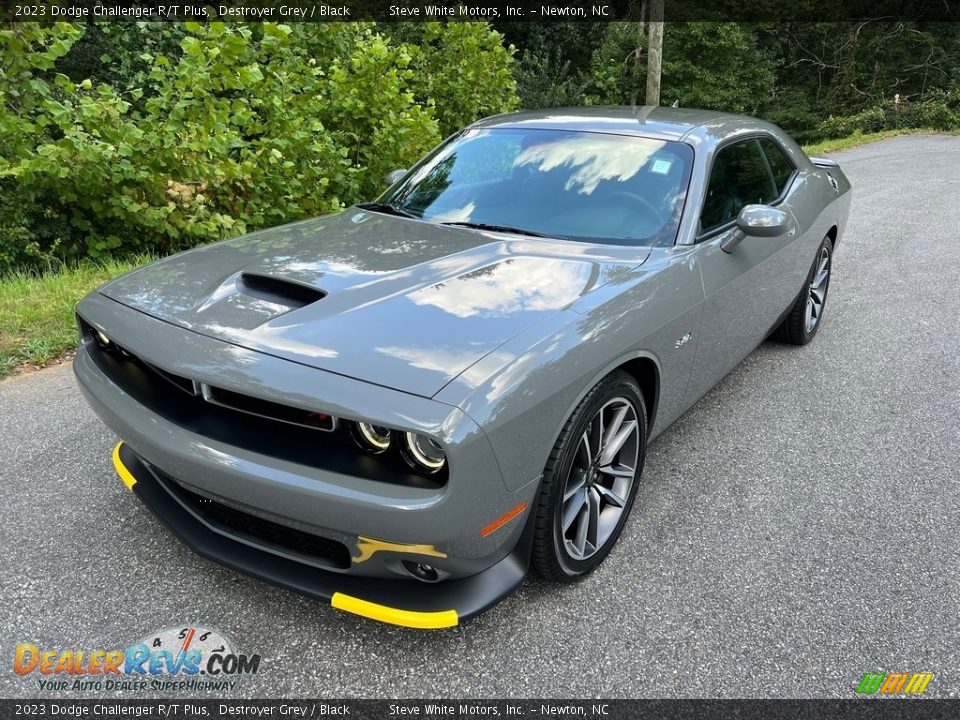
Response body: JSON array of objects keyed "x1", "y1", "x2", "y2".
[
  {"x1": 57, "y1": 22, "x2": 187, "y2": 95},
  {"x1": 896, "y1": 100, "x2": 959, "y2": 131},
  {"x1": 817, "y1": 107, "x2": 889, "y2": 139},
  {"x1": 404, "y1": 22, "x2": 518, "y2": 137},
  {"x1": 0, "y1": 181, "x2": 37, "y2": 270},
  {"x1": 815, "y1": 98, "x2": 960, "y2": 140},
  {"x1": 0, "y1": 21, "x2": 517, "y2": 272},
  {"x1": 944, "y1": 86, "x2": 960, "y2": 113}
]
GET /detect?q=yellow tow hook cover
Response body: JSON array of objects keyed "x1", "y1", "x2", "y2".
[
  {"x1": 112, "y1": 442, "x2": 137, "y2": 491},
  {"x1": 331, "y1": 593, "x2": 458, "y2": 629}
]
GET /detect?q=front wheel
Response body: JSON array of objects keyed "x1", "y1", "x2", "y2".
[
  {"x1": 772, "y1": 235, "x2": 833, "y2": 345},
  {"x1": 531, "y1": 370, "x2": 647, "y2": 582}
]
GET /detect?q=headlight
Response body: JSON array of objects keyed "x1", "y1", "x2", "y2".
[
  {"x1": 353, "y1": 422, "x2": 392, "y2": 453},
  {"x1": 402, "y1": 432, "x2": 446, "y2": 473},
  {"x1": 350, "y1": 421, "x2": 447, "y2": 477}
]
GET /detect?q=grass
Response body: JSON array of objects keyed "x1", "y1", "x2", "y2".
[
  {"x1": 0, "y1": 257, "x2": 152, "y2": 380},
  {"x1": 801, "y1": 128, "x2": 958, "y2": 155}
]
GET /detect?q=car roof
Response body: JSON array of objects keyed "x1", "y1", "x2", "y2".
[{"x1": 469, "y1": 106, "x2": 773, "y2": 144}]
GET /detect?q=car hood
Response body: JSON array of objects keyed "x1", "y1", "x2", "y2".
[{"x1": 100, "y1": 210, "x2": 649, "y2": 397}]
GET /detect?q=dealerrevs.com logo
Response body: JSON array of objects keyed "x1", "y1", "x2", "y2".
[{"x1": 13, "y1": 626, "x2": 261, "y2": 693}]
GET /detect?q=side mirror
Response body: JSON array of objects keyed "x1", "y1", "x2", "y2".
[
  {"x1": 721, "y1": 205, "x2": 789, "y2": 253},
  {"x1": 384, "y1": 169, "x2": 407, "y2": 187}
]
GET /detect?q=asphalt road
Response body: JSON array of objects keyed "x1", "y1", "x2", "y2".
[{"x1": 2, "y1": 135, "x2": 959, "y2": 700}]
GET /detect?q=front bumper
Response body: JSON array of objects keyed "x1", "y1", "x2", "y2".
[
  {"x1": 73, "y1": 291, "x2": 541, "y2": 626},
  {"x1": 114, "y1": 441, "x2": 531, "y2": 628}
]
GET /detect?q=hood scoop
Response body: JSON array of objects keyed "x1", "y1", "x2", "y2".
[{"x1": 238, "y1": 273, "x2": 326, "y2": 309}]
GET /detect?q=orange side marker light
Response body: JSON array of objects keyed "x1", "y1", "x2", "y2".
[{"x1": 480, "y1": 501, "x2": 527, "y2": 537}]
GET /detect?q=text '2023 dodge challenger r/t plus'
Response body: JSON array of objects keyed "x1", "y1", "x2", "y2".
[{"x1": 74, "y1": 107, "x2": 851, "y2": 629}]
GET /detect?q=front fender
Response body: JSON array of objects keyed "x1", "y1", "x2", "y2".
[{"x1": 436, "y1": 249, "x2": 704, "y2": 491}]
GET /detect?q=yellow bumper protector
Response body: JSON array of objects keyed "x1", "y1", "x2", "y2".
[
  {"x1": 331, "y1": 593, "x2": 458, "y2": 629},
  {"x1": 352, "y1": 536, "x2": 447, "y2": 564},
  {"x1": 112, "y1": 442, "x2": 137, "y2": 491}
]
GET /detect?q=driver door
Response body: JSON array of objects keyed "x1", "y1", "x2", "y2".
[{"x1": 685, "y1": 137, "x2": 801, "y2": 405}]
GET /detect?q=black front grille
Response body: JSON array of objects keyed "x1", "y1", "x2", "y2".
[
  {"x1": 78, "y1": 317, "x2": 446, "y2": 489},
  {"x1": 143, "y1": 360, "x2": 197, "y2": 395},
  {"x1": 82, "y1": 320, "x2": 333, "y2": 432},
  {"x1": 205, "y1": 385, "x2": 335, "y2": 431},
  {"x1": 161, "y1": 474, "x2": 352, "y2": 569}
]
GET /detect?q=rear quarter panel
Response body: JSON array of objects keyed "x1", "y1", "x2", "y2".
[
  {"x1": 777, "y1": 132, "x2": 852, "y2": 280},
  {"x1": 789, "y1": 162, "x2": 852, "y2": 270}
]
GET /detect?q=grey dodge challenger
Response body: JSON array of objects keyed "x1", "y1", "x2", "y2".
[{"x1": 74, "y1": 107, "x2": 851, "y2": 628}]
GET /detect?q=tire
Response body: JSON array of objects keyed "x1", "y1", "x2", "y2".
[
  {"x1": 772, "y1": 234, "x2": 834, "y2": 345},
  {"x1": 532, "y1": 370, "x2": 647, "y2": 582}
]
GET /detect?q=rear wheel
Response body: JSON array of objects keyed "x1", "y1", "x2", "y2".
[
  {"x1": 772, "y1": 235, "x2": 833, "y2": 345},
  {"x1": 532, "y1": 370, "x2": 647, "y2": 582}
]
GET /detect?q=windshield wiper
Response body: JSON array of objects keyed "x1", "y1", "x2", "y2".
[
  {"x1": 440, "y1": 221, "x2": 566, "y2": 240},
  {"x1": 356, "y1": 202, "x2": 417, "y2": 219}
]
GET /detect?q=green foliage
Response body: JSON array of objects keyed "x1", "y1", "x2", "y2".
[
  {"x1": 0, "y1": 182, "x2": 37, "y2": 270},
  {"x1": 899, "y1": 100, "x2": 959, "y2": 131},
  {"x1": 817, "y1": 100, "x2": 960, "y2": 139},
  {"x1": 660, "y1": 23, "x2": 775, "y2": 112},
  {"x1": 818, "y1": 107, "x2": 889, "y2": 138},
  {"x1": 778, "y1": 22, "x2": 959, "y2": 114},
  {"x1": 0, "y1": 21, "x2": 517, "y2": 273},
  {"x1": 761, "y1": 88, "x2": 823, "y2": 144},
  {"x1": 320, "y1": 28, "x2": 439, "y2": 203},
  {"x1": 585, "y1": 23, "x2": 775, "y2": 113},
  {"x1": 56, "y1": 22, "x2": 186, "y2": 95},
  {"x1": 3, "y1": 17, "x2": 958, "y2": 276},
  {"x1": 758, "y1": 22, "x2": 960, "y2": 138},
  {"x1": 944, "y1": 86, "x2": 960, "y2": 112},
  {"x1": 583, "y1": 22, "x2": 649, "y2": 105},
  {"x1": 504, "y1": 20, "x2": 959, "y2": 143},
  {"x1": 495, "y1": 22, "x2": 605, "y2": 110},
  {"x1": 405, "y1": 22, "x2": 518, "y2": 137}
]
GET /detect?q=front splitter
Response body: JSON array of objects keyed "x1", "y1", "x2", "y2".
[{"x1": 113, "y1": 441, "x2": 531, "y2": 629}]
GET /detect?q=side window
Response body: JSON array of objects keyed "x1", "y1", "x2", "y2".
[
  {"x1": 759, "y1": 137, "x2": 796, "y2": 196},
  {"x1": 699, "y1": 140, "x2": 776, "y2": 234}
]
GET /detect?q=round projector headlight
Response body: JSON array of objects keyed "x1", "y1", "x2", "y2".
[
  {"x1": 402, "y1": 432, "x2": 446, "y2": 473},
  {"x1": 353, "y1": 422, "x2": 392, "y2": 453}
]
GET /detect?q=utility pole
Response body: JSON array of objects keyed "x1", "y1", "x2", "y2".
[{"x1": 645, "y1": 0, "x2": 663, "y2": 106}]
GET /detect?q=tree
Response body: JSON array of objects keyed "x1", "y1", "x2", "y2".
[
  {"x1": 587, "y1": 23, "x2": 775, "y2": 113},
  {"x1": 492, "y1": 22, "x2": 606, "y2": 109},
  {"x1": 646, "y1": 0, "x2": 664, "y2": 106}
]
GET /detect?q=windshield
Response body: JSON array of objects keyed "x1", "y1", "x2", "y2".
[{"x1": 380, "y1": 128, "x2": 694, "y2": 246}]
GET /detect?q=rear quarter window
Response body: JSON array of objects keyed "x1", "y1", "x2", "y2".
[{"x1": 759, "y1": 137, "x2": 796, "y2": 196}]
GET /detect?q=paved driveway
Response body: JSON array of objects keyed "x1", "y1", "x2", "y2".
[{"x1": 2, "y1": 135, "x2": 959, "y2": 699}]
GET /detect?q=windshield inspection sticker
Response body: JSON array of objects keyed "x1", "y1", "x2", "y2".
[{"x1": 650, "y1": 159, "x2": 673, "y2": 175}]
